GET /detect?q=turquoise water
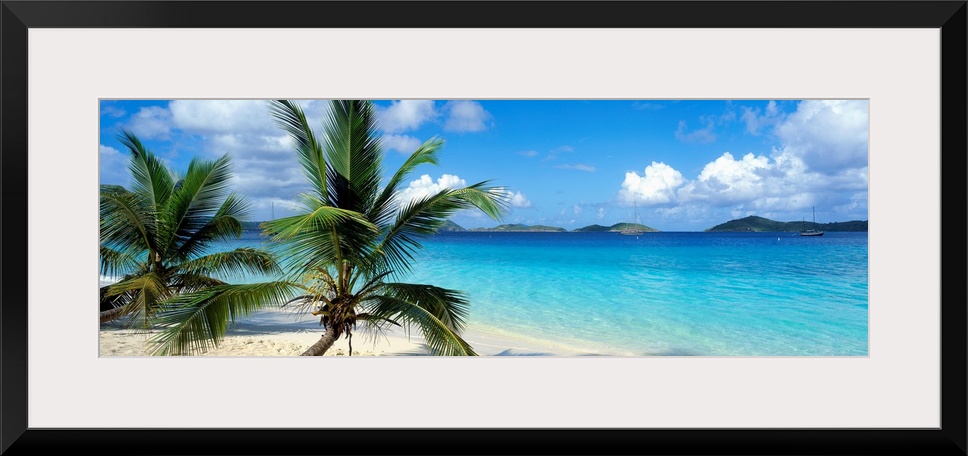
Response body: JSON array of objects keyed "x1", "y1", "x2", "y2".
[{"x1": 199, "y1": 230, "x2": 869, "y2": 356}]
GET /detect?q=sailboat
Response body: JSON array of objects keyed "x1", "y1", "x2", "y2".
[
  {"x1": 799, "y1": 206, "x2": 824, "y2": 237},
  {"x1": 620, "y1": 200, "x2": 645, "y2": 235}
]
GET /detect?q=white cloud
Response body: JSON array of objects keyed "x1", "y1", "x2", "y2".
[
  {"x1": 443, "y1": 101, "x2": 492, "y2": 133},
  {"x1": 397, "y1": 174, "x2": 467, "y2": 206},
  {"x1": 100, "y1": 105, "x2": 126, "y2": 118},
  {"x1": 674, "y1": 119, "x2": 716, "y2": 144},
  {"x1": 126, "y1": 106, "x2": 173, "y2": 139},
  {"x1": 625, "y1": 100, "x2": 869, "y2": 229},
  {"x1": 774, "y1": 100, "x2": 869, "y2": 174},
  {"x1": 169, "y1": 100, "x2": 282, "y2": 135},
  {"x1": 99, "y1": 144, "x2": 129, "y2": 185},
  {"x1": 555, "y1": 164, "x2": 596, "y2": 172},
  {"x1": 164, "y1": 100, "x2": 329, "y2": 216},
  {"x1": 619, "y1": 161, "x2": 685, "y2": 205},
  {"x1": 376, "y1": 100, "x2": 437, "y2": 133},
  {"x1": 206, "y1": 133, "x2": 306, "y2": 205},
  {"x1": 676, "y1": 152, "x2": 780, "y2": 207},
  {"x1": 573, "y1": 205, "x2": 583, "y2": 215},
  {"x1": 508, "y1": 191, "x2": 532, "y2": 208},
  {"x1": 740, "y1": 100, "x2": 784, "y2": 135},
  {"x1": 519, "y1": 150, "x2": 539, "y2": 157},
  {"x1": 382, "y1": 134, "x2": 423, "y2": 154},
  {"x1": 492, "y1": 189, "x2": 532, "y2": 208},
  {"x1": 597, "y1": 207, "x2": 606, "y2": 219}
]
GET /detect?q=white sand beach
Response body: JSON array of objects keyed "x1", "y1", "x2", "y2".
[{"x1": 99, "y1": 306, "x2": 599, "y2": 357}]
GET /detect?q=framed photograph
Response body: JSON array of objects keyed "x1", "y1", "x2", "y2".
[{"x1": 2, "y1": 1, "x2": 965, "y2": 455}]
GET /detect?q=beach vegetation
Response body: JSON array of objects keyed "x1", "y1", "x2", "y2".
[
  {"x1": 99, "y1": 131, "x2": 293, "y2": 354},
  {"x1": 704, "y1": 215, "x2": 869, "y2": 232},
  {"x1": 470, "y1": 223, "x2": 566, "y2": 232},
  {"x1": 263, "y1": 100, "x2": 507, "y2": 355}
]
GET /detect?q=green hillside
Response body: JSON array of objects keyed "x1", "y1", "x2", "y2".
[
  {"x1": 471, "y1": 223, "x2": 566, "y2": 232},
  {"x1": 608, "y1": 222, "x2": 659, "y2": 233},
  {"x1": 436, "y1": 220, "x2": 466, "y2": 232},
  {"x1": 573, "y1": 224, "x2": 611, "y2": 232},
  {"x1": 574, "y1": 222, "x2": 659, "y2": 232},
  {"x1": 241, "y1": 221, "x2": 266, "y2": 232},
  {"x1": 705, "y1": 215, "x2": 868, "y2": 232}
]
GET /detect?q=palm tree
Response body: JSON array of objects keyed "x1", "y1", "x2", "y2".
[
  {"x1": 262, "y1": 99, "x2": 508, "y2": 356},
  {"x1": 99, "y1": 130, "x2": 293, "y2": 354}
]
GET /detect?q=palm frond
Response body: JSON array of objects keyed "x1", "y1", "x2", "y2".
[
  {"x1": 262, "y1": 203, "x2": 377, "y2": 277},
  {"x1": 100, "y1": 284, "x2": 133, "y2": 311},
  {"x1": 175, "y1": 192, "x2": 248, "y2": 261},
  {"x1": 353, "y1": 313, "x2": 403, "y2": 346},
  {"x1": 379, "y1": 282, "x2": 470, "y2": 333},
  {"x1": 376, "y1": 182, "x2": 508, "y2": 274},
  {"x1": 160, "y1": 154, "x2": 237, "y2": 256},
  {"x1": 176, "y1": 248, "x2": 281, "y2": 280},
  {"x1": 148, "y1": 281, "x2": 299, "y2": 356},
  {"x1": 352, "y1": 270, "x2": 394, "y2": 298},
  {"x1": 168, "y1": 273, "x2": 227, "y2": 294},
  {"x1": 103, "y1": 272, "x2": 170, "y2": 329},
  {"x1": 99, "y1": 245, "x2": 141, "y2": 278},
  {"x1": 116, "y1": 129, "x2": 175, "y2": 211},
  {"x1": 100, "y1": 187, "x2": 156, "y2": 254},
  {"x1": 268, "y1": 100, "x2": 328, "y2": 200},
  {"x1": 321, "y1": 100, "x2": 383, "y2": 214},
  {"x1": 369, "y1": 137, "x2": 445, "y2": 227},
  {"x1": 450, "y1": 183, "x2": 510, "y2": 220},
  {"x1": 362, "y1": 295, "x2": 476, "y2": 356}
]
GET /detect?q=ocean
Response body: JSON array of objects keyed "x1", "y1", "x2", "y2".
[{"x1": 207, "y1": 229, "x2": 868, "y2": 356}]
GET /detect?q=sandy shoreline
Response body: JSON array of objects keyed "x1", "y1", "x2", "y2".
[{"x1": 99, "y1": 307, "x2": 602, "y2": 357}]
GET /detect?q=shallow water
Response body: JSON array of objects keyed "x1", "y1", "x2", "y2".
[{"x1": 156, "y1": 230, "x2": 869, "y2": 356}]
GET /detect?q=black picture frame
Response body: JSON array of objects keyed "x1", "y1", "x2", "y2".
[{"x1": 2, "y1": 1, "x2": 965, "y2": 455}]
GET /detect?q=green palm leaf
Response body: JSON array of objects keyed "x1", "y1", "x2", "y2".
[
  {"x1": 175, "y1": 192, "x2": 248, "y2": 261},
  {"x1": 100, "y1": 131, "x2": 288, "y2": 355},
  {"x1": 104, "y1": 272, "x2": 170, "y2": 330},
  {"x1": 321, "y1": 100, "x2": 383, "y2": 215},
  {"x1": 149, "y1": 282, "x2": 299, "y2": 356},
  {"x1": 99, "y1": 246, "x2": 141, "y2": 278},
  {"x1": 116, "y1": 129, "x2": 175, "y2": 211},
  {"x1": 379, "y1": 282, "x2": 470, "y2": 333},
  {"x1": 267, "y1": 100, "x2": 328, "y2": 200},
  {"x1": 160, "y1": 154, "x2": 237, "y2": 257},
  {"x1": 377, "y1": 182, "x2": 508, "y2": 274},
  {"x1": 100, "y1": 186, "x2": 156, "y2": 254},
  {"x1": 262, "y1": 203, "x2": 377, "y2": 277},
  {"x1": 362, "y1": 295, "x2": 476, "y2": 356},
  {"x1": 176, "y1": 248, "x2": 281, "y2": 280},
  {"x1": 168, "y1": 273, "x2": 227, "y2": 294},
  {"x1": 369, "y1": 137, "x2": 445, "y2": 227},
  {"x1": 265, "y1": 100, "x2": 507, "y2": 356}
]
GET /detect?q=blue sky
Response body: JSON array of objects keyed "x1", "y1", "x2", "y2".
[{"x1": 99, "y1": 99, "x2": 869, "y2": 231}]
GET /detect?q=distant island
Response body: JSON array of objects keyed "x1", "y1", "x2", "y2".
[
  {"x1": 242, "y1": 221, "x2": 266, "y2": 231},
  {"x1": 470, "y1": 223, "x2": 566, "y2": 232},
  {"x1": 705, "y1": 215, "x2": 868, "y2": 232},
  {"x1": 245, "y1": 216, "x2": 865, "y2": 234},
  {"x1": 573, "y1": 222, "x2": 658, "y2": 233},
  {"x1": 467, "y1": 222, "x2": 658, "y2": 233},
  {"x1": 436, "y1": 220, "x2": 466, "y2": 232}
]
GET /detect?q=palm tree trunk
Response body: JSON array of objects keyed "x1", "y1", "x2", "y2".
[
  {"x1": 301, "y1": 325, "x2": 339, "y2": 356},
  {"x1": 100, "y1": 305, "x2": 126, "y2": 323}
]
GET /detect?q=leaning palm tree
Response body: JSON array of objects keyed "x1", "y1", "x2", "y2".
[
  {"x1": 100, "y1": 130, "x2": 293, "y2": 354},
  {"x1": 262, "y1": 99, "x2": 508, "y2": 356}
]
